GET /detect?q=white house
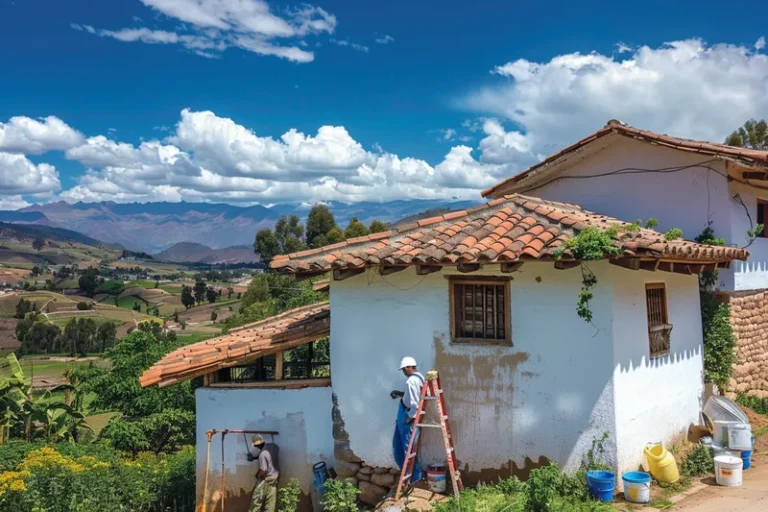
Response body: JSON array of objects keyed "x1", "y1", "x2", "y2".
[
  {"x1": 141, "y1": 194, "x2": 746, "y2": 511},
  {"x1": 481, "y1": 120, "x2": 768, "y2": 398}
]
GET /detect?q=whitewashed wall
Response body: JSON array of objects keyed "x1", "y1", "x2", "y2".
[
  {"x1": 195, "y1": 387, "x2": 334, "y2": 510},
  {"x1": 528, "y1": 138, "x2": 733, "y2": 247},
  {"x1": 610, "y1": 269, "x2": 704, "y2": 476},
  {"x1": 729, "y1": 181, "x2": 768, "y2": 290},
  {"x1": 330, "y1": 262, "x2": 619, "y2": 481}
]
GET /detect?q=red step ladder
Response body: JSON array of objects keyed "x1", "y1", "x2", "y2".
[{"x1": 395, "y1": 370, "x2": 463, "y2": 500}]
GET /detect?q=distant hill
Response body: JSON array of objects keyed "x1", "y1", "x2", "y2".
[
  {"x1": 0, "y1": 221, "x2": 120, "y2": 249},
  {"x1": 15, "y1": 199, "x2": 480, "y2": 252},
  {"x1": 154, "y1": 242, "x2": 259, "y2": 264}
]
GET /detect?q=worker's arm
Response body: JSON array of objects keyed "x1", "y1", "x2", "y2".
[{"x1": 390, "y1": 390, "x2": 404, "y2": 399}]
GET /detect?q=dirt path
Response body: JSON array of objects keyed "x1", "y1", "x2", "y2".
[{"x1": 665, "y1": 454, "x2": 768, "y2": 511}]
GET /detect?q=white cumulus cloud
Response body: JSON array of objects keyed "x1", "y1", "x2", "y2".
[
  {"x1": 462, "y1": 38, "x2": 768, "y2": 172},
  {"x1": 0, "y1": 195, "x2": 31, "y2": 211},
  {"x1": 0, "y1": 153, "x2": 61, "y2": 195},
  {"x1": 0, "y1": 115, "x2": 84, "y2": 155}
]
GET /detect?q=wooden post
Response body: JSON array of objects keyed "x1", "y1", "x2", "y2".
[{"x1": 275, "y1": 351, "x2": 284, "y2": 381}]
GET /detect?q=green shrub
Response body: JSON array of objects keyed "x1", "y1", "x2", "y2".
[
  {"x1": 700, "y1": 295, "x2": 735, "y2": 388},
  {"x1": 278, "y1": 478, "x2": 301, "y2": 512},
  {"x1": 737, "y1": 394, "x2": 768, "y2": 415},
  {"x1": 681, "y1": 444, "x2": 714, "y2": 476},
  {"x1": 433, "y1": 484, "x2": 523, "y2": 512},
  {"x1": 496, "y1": 476, "x2": 527, "y2": 496},
  {"x1": 321, "y1": 479, "x2": 360, "y2": 512},
  {"x1": 527, "y1": 463, "x2": 561, "y2": 512}
]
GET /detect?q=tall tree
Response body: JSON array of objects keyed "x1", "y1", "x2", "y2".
[
  {"x1": 206, "y1": 287, "x2": 218, "y2": 304},
  {"x1": 78, "y1": 266, "x2": 100, "y2": 297},
  {"x1": 180, "y1": 285, "x2": 195, "y2": 310},
  {"x1": 306, "y1": 204, "x2": 338, "y2": 248},
  {"x1": 254, "y1": 228, "x2": 281, "y2": 266},
  {"x1": 96, "y1": 321, "x2": 117, "y2": 353},
  {"x1": 726, "y1": 119, "x2": 768, "y2": 150},
  {"x1": 32, "y1": 239, "x2": 45, "y2": 251},
  {"x1": 344, "y1": 217, "x2": 370, "y2": 239},
  {"x1": 254, "y1": 214, "x2": 308, "y2": 265},
  {"x1": 193, "y1": 279, "x2": 207, "y2": 305},
  {"x1": 369, "y1": 220, "x2": 388, "y2": 234}
]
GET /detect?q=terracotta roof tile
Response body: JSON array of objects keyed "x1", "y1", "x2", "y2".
[
  {"x1": 270, "y1": 194, "x2": 749, "y2": 274},
  {"x1": 483, "y1": 120, "x2": 768, "y2": 198},
  {"x1": 139, "y1": 302, "x2": 330, "y2": 388}
]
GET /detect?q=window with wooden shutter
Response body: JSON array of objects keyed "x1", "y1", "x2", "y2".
[
  {"x1": 645, "y1": 283, "x2": 672, "y2": 358},
  {"x1": 449, "y1": 277, "x2": 511, "y2": 345}
]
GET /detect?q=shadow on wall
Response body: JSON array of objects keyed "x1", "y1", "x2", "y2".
[
  {"x1": 616, "y1": 346, "x2": 702, "y2": 375},
  {"x1": 197, "y1": 418, "x2": 313, "y2": 512}
]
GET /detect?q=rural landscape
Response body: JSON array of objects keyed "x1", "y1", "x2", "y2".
[{"x1": 3, "y1": 1, "x2": 768, "y2": 512}]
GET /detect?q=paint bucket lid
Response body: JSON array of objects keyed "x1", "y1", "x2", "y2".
[
  {"x1": 427, "y1": 464, "x2": 446, "y2": 471},
  {"x1": 622, "y1": 471, "x2": 651, "y2": 484},
  {"x1": 714, "y1": 455, "x2": 742, "y2": 466}
]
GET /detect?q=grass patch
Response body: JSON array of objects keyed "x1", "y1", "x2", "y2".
[
  {"x1": 86, "y1": 411, "x2": 120, "y2": 435},
  {"x1": 649, "y1": 498, "x2": 674, "y2": 509},
  {"x1": 0, "y1": 357, "x2": 109, "y2": 382},
  {"x1": 159, "y1": 284, "x2": 184, "y2": 294},
  {"x1": 754, "y1": 425, "x2": 768, "y2": 438},
  {"x1": 126, "y1": 280, "x2": 160, "y2": 289},
  {"x1": 176, "y1": 333, "x2": 216, "y2": 344},
  {"x1": 115, "y1": 295, "x2": 149, "y2": 310}
]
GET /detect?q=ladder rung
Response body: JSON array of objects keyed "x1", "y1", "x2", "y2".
[
  {"x1": 407, "y1": 452, "x2": 417, "y2": 459},
  {"x1": 419, "y1": 424, "x2": 443, "y2": 429},
  {"x1": 423, "y1": 397, "x2": 438, "y2": 400},
  {"x1": 401, "y1": 473, "x2": 412, "y2": 481}
]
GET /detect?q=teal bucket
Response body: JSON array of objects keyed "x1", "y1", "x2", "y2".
[{"x1": 587, "y1": 470, "x2": 616, "y2": 502}]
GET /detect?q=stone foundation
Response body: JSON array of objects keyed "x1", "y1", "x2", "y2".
[
  {"x1": 332, "y1": 393, "x2": 400, "y2": 506},
  {"x1": 727, "y1": 290, "x2": 768, "y2": 398}
]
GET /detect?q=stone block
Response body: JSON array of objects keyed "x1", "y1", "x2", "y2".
[
  {"x1": 371, "y1": 472, "x2": 397, "y2": 488},
  {"x1": 358, "y1": 465, "x2": 373, "y2": 475},
  {"x1": 358, "y1": 481, "x2": 388, "y2": 506},
  {"x1": 334, "y1": 461, "x2": 361, "y2": 478},
  {"x1": 373, "y1": 467, "x2": 389, "y2": 474},
  {"x1": 357, "y1": 471, "x2": 371, "y2": 482},
  {"x1": 332, "y1": 421, "x2": 349, "y2": 441}
]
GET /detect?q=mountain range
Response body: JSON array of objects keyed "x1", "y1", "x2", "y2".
[{"x1": 0, "y1": 199, "x2": 479, "y2": 254}]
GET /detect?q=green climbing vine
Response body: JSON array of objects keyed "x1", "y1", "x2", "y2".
[
  {"x1": 695, "y1": 225, "x2": 735, "y2": 389},
  {"x1": 554, "y1": 226, "x2": 621, "y2": 324}
]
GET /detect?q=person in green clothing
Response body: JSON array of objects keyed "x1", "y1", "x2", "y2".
[{"x1": 249, "y1": 435, "x2": 280, "y2": 512}]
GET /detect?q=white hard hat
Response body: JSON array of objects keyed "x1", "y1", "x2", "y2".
[{"x1": 399, "y1": 356, "x2": 417, "y2": 370}]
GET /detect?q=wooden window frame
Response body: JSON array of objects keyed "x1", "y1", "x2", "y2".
[
  {"x1": 758, "y1": 199, "x2": 768, "y2": 238},
  {"x1": 448, "y1": 276, "x2": 511, "y2": 346},
  {"x1": 207, "y1": 339, "x2": 331, "y2": 388},
  {"x1": 645, "y1": 282, "x2": 672, "y2": 359}
]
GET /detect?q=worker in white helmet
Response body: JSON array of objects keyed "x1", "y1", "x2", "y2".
[{"x1": 390, "y1": 356, "x2": 425, "y2": 483}]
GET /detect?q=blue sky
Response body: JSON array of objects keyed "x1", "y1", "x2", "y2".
[{"x1": 1, "y1": 0, "x2": 767, "y2": 209}]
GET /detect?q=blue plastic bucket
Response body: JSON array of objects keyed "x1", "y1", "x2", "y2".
[
  {"x1": 622, "y1": 471, "x2": 651, "y2": 503},
  {"x1": 742, "y1": 450, "x2": 752, "y2": 470},
  {"x1": 587, "y1": 470, "x2": 616, "y2": 502}
]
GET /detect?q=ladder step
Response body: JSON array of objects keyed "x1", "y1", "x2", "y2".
[
  {"x1": 419, "y1": 424, "x2": 443, "y2": 429},
  {"x1": 401, "y1": 473, "x2": 412, "y2": 481},
  {"x1": 408, "y1": 452, "x2": 417, "y2": 459}
]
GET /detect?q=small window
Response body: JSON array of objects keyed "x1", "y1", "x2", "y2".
[
  {"x1": 645, "y1": 283, "x2": 671, "y2": 358},
  {"x1": 450, "y1": 277, "x2": 510, "y2": 344},
  {"x1": 758, "y1": 200, "x2": 768, "y2": 238}
]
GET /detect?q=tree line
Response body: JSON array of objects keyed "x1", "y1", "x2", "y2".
[
  {"x1": 14, "y1": 299, "x2": 117, "y2": 356},
  {"x1": 253, "y1": 204, "x2": 388, "y2": 265}
]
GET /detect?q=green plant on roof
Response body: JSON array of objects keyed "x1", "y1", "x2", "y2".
[
  {"x1": 664, "y1": 227, "x2": 684, "y2": 241},
  {"x1": 554, "y1": 226, "x2": 621, "y2": 325}
]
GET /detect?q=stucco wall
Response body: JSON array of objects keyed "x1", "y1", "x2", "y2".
[
  {"x1": 330, "y1": 262, "x2": 619, "y2": 482},
  {"x1": 611, "y1": 270, "x2": 704, "y2": 475},
  {"x1": 195, "y1": 387, "x2": 334, "y2": 512}
]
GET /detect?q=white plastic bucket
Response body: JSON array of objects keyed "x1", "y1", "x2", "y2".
[
  {"x1": 621, "y1": 472, "x2": 651, "y2": 504},
  {"x1": 714, "y1": 455, "x2": 743, "y2": 487},
  {"x1": 727, "y1": 423, "x2": 752, "y2": 451}
]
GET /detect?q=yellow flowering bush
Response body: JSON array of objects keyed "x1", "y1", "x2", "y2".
[{"x1": 0, "y1": 443, "x2": 195, "y2": 512}]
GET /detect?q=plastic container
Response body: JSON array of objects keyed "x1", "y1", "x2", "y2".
[
  {"x1": 311, "y1": 462, "x2": 330, "y2": 512},
  {"x1": 427, "y1": 464, "x2": 447, "y2": 493},
  {"x1": 742, "y1": 450, "x2": 752, "y2": 470},
  {"x1": 714, "y1": 455, "x2": 743, "y2": 486},
  {"x1": 713, "y1": 421, "x2": 741, "y2": 446},
  {"x1": 643, "y1": 443, "x2": 680, "y2": 483},
  {"x1": 586, "y1": 471, "x2": 615, "y2": 502},
  {"x1": 728, "y1": 423, "x2": 753, "y2": 451},
  {"x1": 622, "y1": 472, "x2": 651, "y2": 504}
]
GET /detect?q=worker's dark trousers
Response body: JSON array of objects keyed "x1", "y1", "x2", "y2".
[{"x1": 393, "y1": 401, "x2": 422, "y2": 481}]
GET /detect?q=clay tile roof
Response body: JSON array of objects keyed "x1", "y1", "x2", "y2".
[
  {"x1": 482, "y1": 120, "x2": 768, "y2": 198},
  {"x1": 139, "y1": 302, "x2": 330, "y2": 388},
  {"x1": 270, "y1": 194, "x2": 748, "y2": 274}
]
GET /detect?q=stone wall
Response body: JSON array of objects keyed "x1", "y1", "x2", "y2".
[
  {"x1": 727, "y1": 290, "x2": 768, "y2": 398},
  {"x1": 332, "y1": 393, "x2": 399, "y2": 506}
]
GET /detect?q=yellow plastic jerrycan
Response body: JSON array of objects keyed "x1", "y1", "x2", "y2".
[{"x1": 643, "y1": 443, "x2": 679, "y2": 483}]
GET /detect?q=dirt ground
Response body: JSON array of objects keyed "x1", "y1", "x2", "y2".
[
  {"x1": 743, "y1": 407, "x2": 768, "y2": 452},
  {"x1": 0, "y1": 317, "x2": 20, "y2": 352}
]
